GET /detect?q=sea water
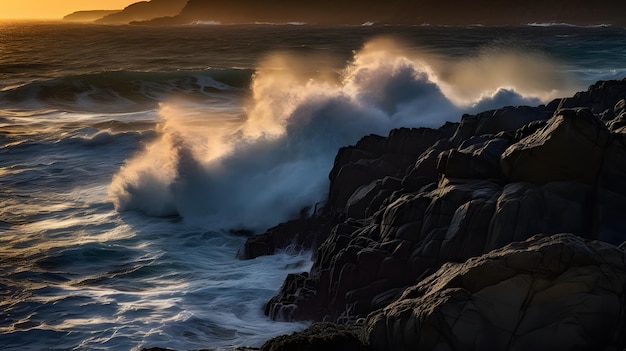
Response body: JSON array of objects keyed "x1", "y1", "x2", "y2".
[{"x1": 1, "y1": 22, "x2": 626, "y2": 350}]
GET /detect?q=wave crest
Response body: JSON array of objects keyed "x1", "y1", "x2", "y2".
[{"x1": 110, "y1": 37, "x2": 577, "y2": 231}]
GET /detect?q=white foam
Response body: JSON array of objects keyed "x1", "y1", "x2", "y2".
[{"x1": 110, "y1": 37, "x2": 577, "y2": 231}]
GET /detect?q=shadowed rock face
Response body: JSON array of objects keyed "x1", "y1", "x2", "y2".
[
  {"x1": 501, "y1": 108, "x2": 610, "y2": 184},
  {"x1": 366, "y1": 233, "x2": 626, "y2": 351},
  {"x1": 248, "y1": 79, "x2": 626, "y2": 350}
]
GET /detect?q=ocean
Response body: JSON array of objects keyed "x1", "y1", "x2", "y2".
[{"x1": 1, "y1": 21, "x2": 626, "y2": 351}]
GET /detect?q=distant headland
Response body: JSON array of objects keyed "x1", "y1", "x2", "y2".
[
  {"x1": 63, "y1": 10, "x2": 120, "y2": 22},
  {"x1": 66, "y1": 0, "x2": 626, "y2": 26}
]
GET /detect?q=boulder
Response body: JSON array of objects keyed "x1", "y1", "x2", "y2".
[
  {"x1": 485, "y1": 181, "x2": 593, "y2": 251},
  {"x1": 450, "y1": 106, "x2": 550, "y2": 146},
  {"x1": 501, "y1": 108, "x2": 610, "y2": 184},
  {"x1": 437, "y1": 135, "x2": 512, "y2": 179},
  {"x1": 365, "y1": 233, "x2": 626, "y2": 351}
]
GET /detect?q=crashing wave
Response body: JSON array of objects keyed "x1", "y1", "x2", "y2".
[{"x1": 110, "y1": 37, "x2": 578, "y2": 231}]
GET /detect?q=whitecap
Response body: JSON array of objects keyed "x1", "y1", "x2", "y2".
[{"x1": 110, "y1": 37, "x2": 577, "y2": 231}]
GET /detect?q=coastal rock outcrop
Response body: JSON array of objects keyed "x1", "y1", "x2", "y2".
[
  {"x1": 365, "y1": 233, "x2": 626, "y2": 351},
  {"x1": 500, "y1": 108, "x2": 609, "y2": 184},
  {"x1": 250, "y1": 78, "x2": 626, "y2": 344},
  {"x1": 262, "y1": 234, "x2": 626, "y2": 351}
]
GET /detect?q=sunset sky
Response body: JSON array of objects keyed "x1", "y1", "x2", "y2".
[{"x1": 0, "y1": 0, "x2": 137, "y2": 19}]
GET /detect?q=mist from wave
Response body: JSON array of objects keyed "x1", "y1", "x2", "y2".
[{"x1": 109, "y1": 37, "x2": 577, "y2": 231}]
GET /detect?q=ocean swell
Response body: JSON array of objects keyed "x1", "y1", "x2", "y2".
[
  {"x1": 0, "y1": 69, "x2": 250, "y2": 113},
  {"x1": 110, "y1": 38, "x2": 577, "y2": 231}
]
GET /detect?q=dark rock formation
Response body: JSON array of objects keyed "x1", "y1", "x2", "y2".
[
  {"x1": 501, "y1": 108, "x2": 609, "y2": 184},
  {"x1": 63, "y1": 10, "x2": 120, "y2": 22},
  {"x1": 365, "y1": 233, "x2": 626, "y2": 351},
  {"x1": 261, "y1": 234, "x2": 626, "y2": 350},
  {"x1": 255, "y1": 78, "x2": 626, "y2": 345},
  {"x1": 95, "y1": 0, "x2": 187, "y2": 25},
  {"x1": 237, "y1": 212, "x2": 338, "y2": 260}
]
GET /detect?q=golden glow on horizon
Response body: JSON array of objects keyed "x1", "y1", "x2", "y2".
[{"x1": 0, "y1": 1, "x2": 137, "y2": 20}]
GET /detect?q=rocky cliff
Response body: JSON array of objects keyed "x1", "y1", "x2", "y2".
[
  {"x1": 63, "y1": 10, "x2": 120, "y2": 22},
  {"x1": 94, "y1": 0, "x2": 187, "y2": 24},
  {"x1": 241, "y1": 79, "x2": 626, "y2": 350}
]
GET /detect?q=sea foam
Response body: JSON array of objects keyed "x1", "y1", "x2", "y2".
[{"x1": 110, "y1": 37, "x2": 576, "y2": 231}]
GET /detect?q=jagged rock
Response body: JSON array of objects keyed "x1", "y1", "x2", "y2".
[
  {"x1": 329, "y1": 135, "x2": 387, "y2": 183},
  {"x1": 407, "y1": 139, "x2": 454, "y2": 181},
  {"x1": 329, "y1": 161, "x2": 395, "y2": 212},
  {"x1": 262, "y1": 79, "x2": 626, "y2": 329},
  {"x1": 345, "y1": 177, "x2": 402, "y2": 220},
  {"x1": 556, "y1": 79, "x2": 626, "y2": 114},
  {"x1": 616, "y1": 99, "x2": 626, "y2": 116},
  {"x1": 501, "y1": 108, "x2": 610, "y2": 184},
  {"x1": 265, "y1": 272, "x2": 317, "y2": 321},
  {"x1": 437, "y1": 135, "x2": 512, "y2": 179},
  {"x1": 238, "y1": 212, "x2": 337, "y2": 260},
  {"x1": 365, "y1": 233, "x2": 626, "y2": 351},
  {"x1": 608, "y1": 99, "x2": 626, "y2": 131},
  {"x1": 329, "y1": 127, "x2": 454, "y2": 210},
  {"x1": 450, "y1": 106, "x2": 550, "y2": 146}
]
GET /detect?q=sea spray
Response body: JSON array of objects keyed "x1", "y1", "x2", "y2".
[
  {"x1": 109, "y1": 37, "x2": 577, "y2": 231},
  {"x1": 428, "y1": 45, "x2": 578, "y2": 104}
]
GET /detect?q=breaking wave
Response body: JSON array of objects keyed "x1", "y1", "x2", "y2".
[{"x1": 109, "y1": 37, "x2": 578, "y2": 231}]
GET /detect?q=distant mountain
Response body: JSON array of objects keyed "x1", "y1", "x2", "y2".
[
  {"x1": 136, "y1": 0, "x2": 626, "y2": 26},
  {"x1": 63, "y1": 10, "x2": 120, "y2": 22},
  {"x1": 95, "y1": 0, "x2": 188, "y2": 24},
  {"x1": 138, "y1": 0, "x2": 410, "y2": 25}
]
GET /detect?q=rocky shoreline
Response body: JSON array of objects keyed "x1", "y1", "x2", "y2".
[{"x1": 146, "y1": 79, "x2": 626, "y2": 350}]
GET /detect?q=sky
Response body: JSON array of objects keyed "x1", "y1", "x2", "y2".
[{"x1": 0, "y1": 0, "x2": 137, "y2": 19}]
